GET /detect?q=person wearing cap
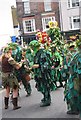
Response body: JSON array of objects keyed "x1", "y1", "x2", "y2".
[
  {"x1": 64, "y1": 38, "x2": 81, "y2": 115},
  {"x1": 29, "y1": 40, "x2": 55, "y2": 107},
  {"x1": 1, "y1": 47, "x2": 21, "y2": 110}
]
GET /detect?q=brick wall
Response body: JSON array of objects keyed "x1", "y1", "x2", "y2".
[
  {"x1": 51, "y1": 2, "x2": 60, "y2": 27},
  {"x1": 16, "y1": 0, "x2": 60, "y2": 33},
  {"x1": 16, "y1": 1, "x2": 24, "y2": 30},
  {"x1": 30, "y1": 2, "x2": 44, "y2": 30}
]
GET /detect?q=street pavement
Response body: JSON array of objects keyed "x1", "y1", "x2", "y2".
[{"x1": 1, "y1": 80, "x2": 80, "y2": 119}]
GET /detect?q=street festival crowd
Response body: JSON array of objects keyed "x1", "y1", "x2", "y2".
[{"x1": 0, "y1": 21, "x2": 81, "y2": 115}]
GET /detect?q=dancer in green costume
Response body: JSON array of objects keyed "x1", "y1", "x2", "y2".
[
  {"x1": 8, "y1": 43, "x2": 32, "y2": 97},
  {"x1": 50, "y1": 45, "x2": 63, "y2": 88},
  {"x1": 14, "y1": 48, "x2": 32, "y2": 97},
  {"x1": 61, "y1": 41, "x2": 76, "y2": 85},
  {"x1": 20, "y1": 48, "x2": 32, "y2": 96},
  {"x1": 29, "y1": 40, "x2": 56, "y2": 107},
  {"x1": 64, "y1": 38, "x2": 81, "y2": 115}
]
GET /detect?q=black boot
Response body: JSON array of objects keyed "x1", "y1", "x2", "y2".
[
  {"x1": 67, "y1": 110, "x2": 79, "y2": 115},
  {"x1": 67, "y1": 105, "x2": 79, "y2": 115},
  {"x1": 41, "y1": 98, "x2": 45, "y2": 103},
  {"x1": 22, "y1": 79, "x2": 31, "y2": 97},
  {"x1": 41, "y1": 93, "x2": 45, "y2": 103},
  {"x1": 26, "y1": 83, "x2": 32, "y2": 97},
  {"x1": 40, "y1": 92, "x2": 51, "y2": 107},
  {"x1": 13, "y1": 97, "x2": 21, "y2": 110},
  {"x1": 48, "y1": 93, "x2": 51, "y2": 103},
  {"x1": 4, "y1": 97, "x2": 9, "y2": 109},
  {"x1": 40, "y1": 99, "x2": 51, "y2": 107}
]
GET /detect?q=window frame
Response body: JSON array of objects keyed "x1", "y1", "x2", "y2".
[
  {"x1": 23, "y1": 19, "x2": 36, "y2": 33},
  {"x1": 42, "y1": 16, "x2": 55, "y2": 31},
  {"x1": 44, "y1": 0, "x2": 52, "y2": 12},
  {"x1": 67, "y1": 0, "x2": 80, "y2": 8},
  {"x1": 24, "y1": 1, "x2": 30, "y2": 14},
  {"x1": 69, "y1": 16, "x2": 80, "y2": 30}
]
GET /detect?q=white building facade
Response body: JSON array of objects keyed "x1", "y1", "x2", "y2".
[
  {"x1": 59, "y1": 0, "x2": 80, "y2": 32},
  {"x1": 0, "y1": 0, "x2": 16, "y2": 48}
]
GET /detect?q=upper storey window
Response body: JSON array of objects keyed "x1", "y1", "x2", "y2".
[
  {"x1": 68, "y1": 0, "x2": 79, "y2": 8},
  {"x1": 24, "y1": 0, "x2": 30, "y2": 14}
]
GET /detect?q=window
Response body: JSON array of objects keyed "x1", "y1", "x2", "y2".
[
  {"x1": 73, "y1": 16, "x2": 80, "y2": 28},
  {"x1": 23, "y1": 19, "x2": 36, "y2": 33},
  {"x1": 42, "y1": 16, "x2": 55, "y2": 31},
  {"x1": 68, "y1": 0, "x2": 79, "y2": 8},
  {"x1": 24, "y1": 1, "x2": 30, "y2": 14},
  {"x1": 69, "y1": 16, "x2": 80, "y2": 30},
  {"x1": 72, "y1": 0, "x2": 79, "y2": 7},
  {"x1": 44, "y1": 0, "x2": 51, "y2": 11}
]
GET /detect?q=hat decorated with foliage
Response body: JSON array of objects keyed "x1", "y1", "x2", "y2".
[
  {"x1": 29, "y1": 40, "x2": 40, "y2": 48},
  {"x1": 4, "y1": 47, "x2": 12, "y2": 53},
  {"x1": 8, "y1": 43, "x2": 18, "y2": 50}
]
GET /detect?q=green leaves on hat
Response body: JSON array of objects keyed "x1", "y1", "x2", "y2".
[{"x1": 29, "y1": 40, "x2": 40, "y2": 47}]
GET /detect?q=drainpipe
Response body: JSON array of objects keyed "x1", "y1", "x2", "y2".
[{"x1": 59, "y1": 0, "x2": 63, "y2": 32}]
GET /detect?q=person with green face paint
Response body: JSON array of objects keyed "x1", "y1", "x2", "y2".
[{"x1": 29, "y1": 40, "x2": 55, "y2": 107}]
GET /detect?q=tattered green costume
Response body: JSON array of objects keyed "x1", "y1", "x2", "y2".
[
  {"x1": 47, "y1": 24, "x2": 65, "y2": 88},
  {"x1": 25, "y1": 48, "x2": 34, "y2": 67},
  {"x1": 64, "y1": 50, "x2": 81, "y2": 112},
  {"x1": 33, "y1": 48, "x2": 56, "y2": 106},
  {"x1": 13, "y1": 49, "x2": 32, "y2": 96},
  {"x1": 51, "y1": 50, "x2": 63, "y2": 87},
  {"x1": 60, "y1": 56, "x2": 69, "y2": 83},
  {"x1": 19, "y1": 61, "x2": 32, "y2": 95}
]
